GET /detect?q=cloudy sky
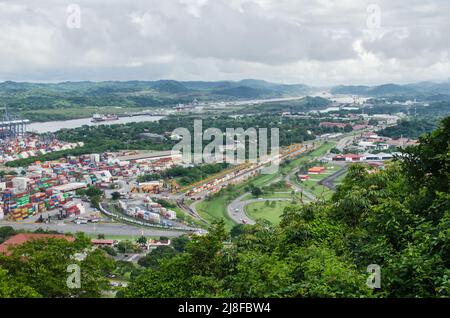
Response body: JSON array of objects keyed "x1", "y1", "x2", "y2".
[{"x1": 0, "y1": 0, "x2": 449, "y2": 85}]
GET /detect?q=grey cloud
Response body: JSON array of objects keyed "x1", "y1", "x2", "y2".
[{"x1": 0, "y1": 0, "x2": 448, "y2": 85}]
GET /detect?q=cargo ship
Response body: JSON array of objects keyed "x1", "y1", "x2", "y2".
[{"x1": 91, "y1": 113, "x2": 119, "y2": 122}]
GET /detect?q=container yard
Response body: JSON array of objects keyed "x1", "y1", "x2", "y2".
[
  {"x1": 0, "y1": 132, "x2": 83, "y2": 164},
  {"x1": 116, "y1": 195, "x2": 177, "y2": 226},
  {"x1": 0, "y1": 150, "x2": 182, "y2": 222}
]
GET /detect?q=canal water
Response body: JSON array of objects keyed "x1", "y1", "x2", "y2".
[{"x1": 28, "y1": 115, "x2": 164, "y2": 133}]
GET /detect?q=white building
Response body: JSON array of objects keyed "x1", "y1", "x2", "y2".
[
  {"x1": 93, "y1": 170, "x2": 112, "y2": 183},
  {"x1": 90, "y1": 154, "x2": 101, "y2": 163},
  {"x1": 12, "y1": 177, "x2": 31, "y2": 192}
]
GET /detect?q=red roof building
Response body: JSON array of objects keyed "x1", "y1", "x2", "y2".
[
  {"x1": 332, "y1": 154, "x2": 362, "y2": 162},
  {"x1": 0, "y1": 233, "x2": 75, "y2": 255},
  {"x1": 308, "y1": 166, "x2": 326, "y2": 174},
  {"x1": 352, "y1": 124, "x2": 371, "y2": 131},
  {"x1": 319, "y1": 122, "x2": 349, "y2": 129},
  {"x1": 91, "y1": 239, "x2": 115, "y2": 246}
]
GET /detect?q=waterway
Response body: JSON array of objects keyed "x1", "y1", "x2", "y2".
[{"x1": 28, "y1": 115, "x2": 164, "y2": 133}]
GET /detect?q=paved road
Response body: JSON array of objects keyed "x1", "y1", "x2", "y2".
[
  {"x1": 227, "y1": 194, "x2": 292, "y2": 225},
  {"x1": 0, "y1": 221, "x2": 187, "y2": 238},
  {"x1": 104, "y1": 179, "x2": 134, "y2": 199},
  {"x1": 319, "y1": 166, "x2": 349, "y2": 191},
  {"x1": 335, "y1": 135, "x2": 355, "y2": 151},
  {"x1": 285, "y1": 167, "x2": 317, "y2": 201},
  {"x1": 225, "y1": 143, "x2": 321, "y2": 225},
  {"x1": 227, "y1": 193, "x2": 255, "y2": 225}
]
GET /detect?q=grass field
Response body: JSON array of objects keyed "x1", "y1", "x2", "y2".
[
  {"x1": 280, "y1": 141, "x2": 336, "y2": 174},
  {"x1": 195, "y1": 168, "x2": 287, "y2": 231},
  {"x1": 245, "y1": 201, "x2": 294, "y2": 225},
  {"x1": 196, "y1": 196, "x2": 236, "y2": 231},
  {"x1": 294, "y1": 163, "x2": 345, "y2": 200},
  {"x1": 332, "y1": 171, "x2": 348, "y2": 186},
  {"x1": 172, "y1": 206, "x2": 206, "y2": 228}
]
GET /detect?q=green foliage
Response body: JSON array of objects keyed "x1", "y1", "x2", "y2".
[
  {"x1": 117, "y1": 240, "x2": 138, "y2": 254},
  {"x1": 139, "y1": 163, "x2": 229, "y2": 186},
  {"x1": 85, "y1": 186, "x2": 103, "y2": 197},
  {"x1": 379, "y1": 118, "x2": 437, "y2": 139},
  {"x1": 0, "y1": 80, "x2": 315, "y2": 120},
  {"x1": 137, "y1": 246, "x2": 177, "y2": 269},
  {"x1": 330, "y1": 147, "x2": 341, "y2": 154},
  {"x1": 136, "y1": 236, "x2": 147, "y2": 245},
  {"x1": 229, "y1": 224, "x2": 249, "y2": 239},
  {"x1": 247, "y1": 184, "x2": 263, "y2": 197},
  {"x1": 154, "y1": 199, "x2": 177, "y2": 209},
  {"x1": 171, "y1": 235, "x2": 190, "y2": 253},
  {"x1": 100, "y1": 245, "x2": 117, "y2": 257},
  {"x1": 0, "y1": 267, "x2": 40, "y2": 298},
  {"x1": 0, "y1": 170, "x2": 17, "y2": 179},
  {"x1": 289, "y1": 246, "x2": 372, "y2": 297},
  {"x1": 7, "y1": 112, "x2": 342, "y2": 167},
  {"x1": 121, "y1": 117, "x2": 450, "y2": 298},
  {"x1": 111, "y1": 191, "x2": 121, "y2": 201},
  {"x1": 0, "y1": 226, "x2": 16, "y2": 244},
  {"x1": 76, "y1": 186, "x2": 103, "y2": 208},
  {"x1": 0, "y1": 234, "x2": 113, "y2": 298}
]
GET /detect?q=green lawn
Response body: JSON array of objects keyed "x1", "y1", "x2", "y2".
[
  {"x1": 196, "y1": 196, "x2": 236, "y2": 231},
  {"x1": 252, "y1": 172, "x2": 281, "y2": 187},
  {"x1": 172, "y1": 206, "x2": 206, "y2": 228},
  {"x1": 245, "y1": 201, "x2": 295, "y2": 225},
  {"x1": 280, "y1": 141, "x2": 336, "y2": 174},
  {"x1": 332, "y1": 171, "x2": 348, "y2": 186},
  {"x1": 300, "y1": 180, "x2": 333, "y2": 199},
  {"x1": 294, "y1": 164, "x2": 346, "y2": 200}
]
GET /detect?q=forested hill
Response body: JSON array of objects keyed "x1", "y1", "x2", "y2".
[
  {"x1": 378, "y1": 118, "x2": 437, "y2": 139},
  {"x1": 121, "y1": 116, "x2": 450, "y2": 298},
  {"x1": 0, "y1": 80, "x2": 312, "y2": 111},
  {"x1": 331, "y1": 81, "x2": 450, "y2": 98}
]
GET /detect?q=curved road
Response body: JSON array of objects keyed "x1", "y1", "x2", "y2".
[
  {"x1": 227, "y1": 194, "x2": 292, "y2": 225},
  {"x1": 319, "y1": 165, "x2": 349, "y2": 191},
  {"x1": 285, "y1": 167, "x2": 317, "y2": 201}
]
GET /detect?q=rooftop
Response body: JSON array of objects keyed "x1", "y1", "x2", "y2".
[
  {"x1": 0, "y1": 233, "x2": 75, "y2": 255},
  {"x1": 116, "y1": 150, "x2": 180, "y2": 161}
]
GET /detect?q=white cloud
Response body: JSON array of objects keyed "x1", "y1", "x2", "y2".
[{"x1": 0, "y1": 0, "x2": 448, "y2": 85}]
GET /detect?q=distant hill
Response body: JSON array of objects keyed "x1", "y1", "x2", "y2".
[
  {"x1": 150, "y1": 80, "x2": 189, "y2": 94},
  {"x1": 1, "y1": 79, "x2": 450, "y2": 117},
  {"x1": 212, "y1": 86, "x2": 275, "y2": 99},
  {"x1": 0, "y1": 79, "x2": 316, "y2": 123},
  {"x1": 0, "y1": 80, "x2": 314, "y2": 113},
  {"x1": 331, "y1": 81, "x2": 450, "y2": 98}
]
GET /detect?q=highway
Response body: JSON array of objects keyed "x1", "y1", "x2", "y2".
[{"x1": 0, "y1": 220, "x2": 187, "y2": 238}]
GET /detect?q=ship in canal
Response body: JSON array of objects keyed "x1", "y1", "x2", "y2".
[{"x1": 91, "y1": 113, "x2": 119, "y2": 123}]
